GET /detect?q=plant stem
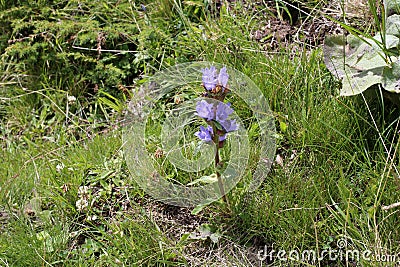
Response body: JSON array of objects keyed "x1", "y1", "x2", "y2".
[{"x1": 212, "y1": 124, "x2": 229, "y2": 207}]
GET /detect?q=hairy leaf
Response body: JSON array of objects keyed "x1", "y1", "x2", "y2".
[
  {"x1": 341, "y1": 67, "x2": 383, "y2": 96},
  {"x1": 386, "y1": 0, "x2": 400, "y2": 15},
  {"x1": 324, "y1": 33, "x2": 399, "y2": 96},
  {"x1": 382, "y1": 60, "x2": 400, "y2": 93},
  {"x1": 386, "y1": 14, "x2": 400, "y2": 37}
]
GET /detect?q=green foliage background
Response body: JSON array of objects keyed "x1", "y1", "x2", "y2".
[
  {"x1": 1, "y1": 0, "x2": 399, "y2": 266},
  {"x1": 1, "y1": 0, "x2": 200, "y2": 111},
  {"x1": 0, "y1": 0, "x2": 205, "y2": 144}
]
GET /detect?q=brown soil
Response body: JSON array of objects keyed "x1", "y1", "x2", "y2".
[{"x1": 229, "y1": 0, "x2": 373, "y2": 50}]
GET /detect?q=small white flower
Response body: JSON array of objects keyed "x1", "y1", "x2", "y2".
[
  {"x1": 76, "y1": 198, "x2": 89, "y2": 212},
  {"x1": 87, "y1": 214, "x2": 97, "y2": 221},
  {"x1": 67, "y1": 95, "x2": 76, "y2": 103},
  {"x1": 275, "y1": 154, "x2": 284, "y2": 167},
  {"x1": 77, "y1": 186, "x2": 89, "y2": 196},
  {"x1": 56, "y1": 162, "x2": 65, "y2": 172}
]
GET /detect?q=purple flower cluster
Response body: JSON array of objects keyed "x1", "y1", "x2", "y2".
[
  {"x1": 195, "y1": 100, "x2": 238, "y2": 133},
  {"x1": 202, "y1": 66, "x2": 229, "y2": 92},
  {"x1": 194, "y1": 125, "x2": 227, "y2": 142},
  {"x1": 195, "y1": 66, "x2": 238, "y2": 143}
]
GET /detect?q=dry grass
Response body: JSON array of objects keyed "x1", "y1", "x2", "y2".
[
  {"x1": 343, "y1": 0, "x2": 370, "y2": 17},
  {"x1": 327, "y1": 0, "x2": 375, "y2": 29}
]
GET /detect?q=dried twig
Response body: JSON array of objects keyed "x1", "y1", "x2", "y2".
[
  {"x1": 72, "y1": 45, "x2": 139, "y2": 53},
  {"x1": 382, "y1": 202, "x2": 400, "y2": 211}
]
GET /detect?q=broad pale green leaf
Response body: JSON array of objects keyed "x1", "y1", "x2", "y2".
[
  {"x1": 373, "y1": 34, "x2": 400, "y2": 49},
  {"x1": 386, "y1": 0, "x2": 400, "y2": 15},
  {"x1": 382, "y1": 60, "x2": 400, "y2": 93},
  {"x1": 323, "y1": 34, "x2": 395, "y2": 79},
  {"x1": 341, "y1": 67, "x2": 383, "y2": 96},
  {"x1": 324, "y1": 35, "x2": 362, "y2": 78},
  {"x1": 386, "y1": 14, "x2": 400, "y2": 37},
  {"x1": 323, "y1": 35, "x2": 347, "y2": 79},
  {"x1": 324, "y1": 1, "x2": 400, "y2": 96},
  {"x1": 346, "y1": 43, "x2": 386, "y2": 70},
  {"x1": 347, "y1": 35, "x2": 397, "y2": 71}
]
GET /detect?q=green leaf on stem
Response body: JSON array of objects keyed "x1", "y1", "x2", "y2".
[{"x1": 187, "y1": 173, "x2": 218, "y2": 186}]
